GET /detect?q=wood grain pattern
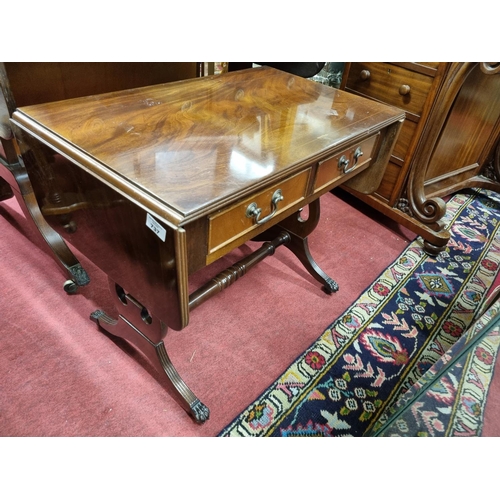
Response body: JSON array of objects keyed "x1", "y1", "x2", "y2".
[
  {"x1": 424, "y1": 64, "x2": 500, "y2": 195},
  {"x1": 314, "y1": 134, "x2": 379, "y2": 193},
  {"x1": 392, "y1": 119, "x2": 417, "y2": 161},
  {"x1": 1, "y1": 62, "x2": 197, "y2": 293},
  {"x1": 208, "y1": 169, "x2": 310, "y2": 261},
  {"x1": 11, "y1": 66, "x2": 404, "y2": 331},
  {"x1": 345, "y1": 62, "x2": 433, "y2": 117},
  {"x1": 9, "y1": 66, "x2": 405, "y2": 420},
  {"x1": 3, "y1": 62, "x2": 198, "y2": 107},
  {"x1": 13, "y1": 67, "x2": 404, "y2": 224}
]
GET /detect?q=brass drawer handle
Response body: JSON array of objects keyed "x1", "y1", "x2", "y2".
[
  {"x1": 338, "y1": 155, "x2": 350, "y2": 173},
  {"x1": 353, "y1": 146, "x2": 364, "y2": 165},
  {"x1": 399, "y1": 84, "x2": 411, "y2": 96},
  {"x1": 339, "y1": 147, "x2": 363, "y2": 174},
  {"x1": 246, "y1": 189, "x2": 284, "y2": 225}
]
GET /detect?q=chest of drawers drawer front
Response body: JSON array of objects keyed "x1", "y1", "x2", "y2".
[
  {"x1": 314, "y1": 133, "x2": 379, "y2": 193},
  {"x1": 346, "y1": 63, "x2": 433, "y2": 117},
  {"x1": 392, "y1": 118, "x2": 417, "y2": 161},
  {"x1": 376, "y1": 160, "x2": 403, "y2": 201},
  {"x1": 208, "y1": 168, "x2": 311, "y2": 259}
]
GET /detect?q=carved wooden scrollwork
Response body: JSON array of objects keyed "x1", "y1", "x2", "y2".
[
  {"x1": 408, "y1": 191, "x2": 447, "y2": 227},
  {"x1": 482, "y1": 140, "x2": 500, "y2": 182},
  {"x1": 405, "y1": 62, "x2": 478, "y2": 229},
  {"x1": 396, "y1": 197, "x2": 412, "y2": 217}
]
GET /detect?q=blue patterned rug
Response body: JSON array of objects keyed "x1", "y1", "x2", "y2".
[
  {"x1": 373, "y1": 298, "x2": 500, "y2": 436},
  {"x1": 218, "y1": 189, "x2": 500, "y2": 436}
]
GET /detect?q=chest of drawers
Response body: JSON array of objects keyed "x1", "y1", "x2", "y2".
[{"x1": 341, "y1": 62, "x2": 500, "y2": 254}]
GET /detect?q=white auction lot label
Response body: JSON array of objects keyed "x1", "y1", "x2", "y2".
[{"x1": 146, "y1": 213, "x2": 167, "y2": 242}]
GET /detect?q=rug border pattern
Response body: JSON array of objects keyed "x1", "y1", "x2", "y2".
[{"x1": 219, "y1": 190, "x2": 500, "y2": 437}]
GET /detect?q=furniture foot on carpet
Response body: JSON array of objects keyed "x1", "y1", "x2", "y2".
[
  {"x1": 90, "y1": 283, "x2": 210, "y2": 424},
  {"x1": 283, "y1": 230, "x2": 339, "y2": 294},
  {"x1": 257, "y1": 198, "x2": 339, "y2": 294},
  {"x1": 0, "y1": 159, "x2": 90, "y2": 294}
]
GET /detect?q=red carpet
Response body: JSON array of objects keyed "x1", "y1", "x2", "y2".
[{"x1": 0, "y1": 188, "x2": 414, "y2": 436}]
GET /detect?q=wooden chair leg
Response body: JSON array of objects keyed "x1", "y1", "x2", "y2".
[{"x1": 0, "y1": 161, "x2": 90, "y2": 293}]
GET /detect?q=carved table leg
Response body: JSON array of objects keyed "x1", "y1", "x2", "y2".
[
  {"x1": 282, "y1": 229, "x2": 339, "y2": 294},
  {"x1": 402, "y1": 63, "x2": 478, "y2": 253},
  {"x1": 14, "y1": 181, "x2": 90, "y2": 292},
  {"x1": 90, "y1": 282, "x2": 209, "y2": 423},
  {"x1": 257, "y1": 198, "x2": 339, "y2": 293}
]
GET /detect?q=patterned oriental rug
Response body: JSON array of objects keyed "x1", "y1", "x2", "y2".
[
  {"x1": 373, "y1": 298, "x2": 500, "y2": 437},
  {"x1": 218, "y1": 189, "x2": 500, "y2": 437}
]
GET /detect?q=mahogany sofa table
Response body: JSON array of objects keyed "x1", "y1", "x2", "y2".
[{"x1": 11, "y1": 67, "x2": 404, "y2": 423}]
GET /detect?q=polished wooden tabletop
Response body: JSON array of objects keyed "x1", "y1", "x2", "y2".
[
  {"x1": 8, "y1": 65, "x2": 406, "y2": 422},
  {"x1": 13, "y1": 66, "x2": 403, "y2": 223}
]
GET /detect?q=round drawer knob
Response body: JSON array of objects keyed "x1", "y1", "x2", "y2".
[
  {"x1": 360, "y1": 70, "x2": 371, "y2": 81},
  {"x1": 399, "y1": 84, "x2": 411, "y2": 96}
]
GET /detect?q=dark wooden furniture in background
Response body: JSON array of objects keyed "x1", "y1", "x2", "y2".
[
  {"x1": 11, "y1": 67, "x2": 404, "y2": 421},
  {"x1": 0, "y1": 62, "x2": 199, "y2": 292},
  {"x1": 340, "y1": 62, "x2": 500, "y2": 254}
]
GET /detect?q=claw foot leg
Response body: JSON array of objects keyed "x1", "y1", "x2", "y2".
[
  {"x1": 90, "y1": 309, "x2": 210, "y2": 423},
  {"x1": 286, "y1": 233, "x2": 339, "y2": 294},
  {"x1": 273, "y1": 199, "x2": 339, "y2": 293}
]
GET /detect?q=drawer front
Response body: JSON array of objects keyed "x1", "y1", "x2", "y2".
[
  {"x1": 346, "y1": 62, "x2": 433, "y2": 117},
  {"x1": 376, "y1": 160, "x2": 403, "y2": 201},
  {"x1": 314, "y1": 133, "x2": 379, "y2": 193},
  {"x1": 208, "y1": 168, "x2": 310, "y2": 257},
  {"x1": 392, "y1": 118, "x2": 417, "y2": 161},
  {"x1": 417, "y1": 62, "x2": 440, "y2": 69}
]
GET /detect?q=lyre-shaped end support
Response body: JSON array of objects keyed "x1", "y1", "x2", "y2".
[{"x1": 90, "y1": 282, "x2": 210, "y2": 424}]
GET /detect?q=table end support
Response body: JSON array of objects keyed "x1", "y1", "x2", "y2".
[
  {"x1": 90, "y1": 308, "x2": 210, "y2": 424},
  {"x1": 256, "y1": 199, "x2": 340, "y2": 294}
]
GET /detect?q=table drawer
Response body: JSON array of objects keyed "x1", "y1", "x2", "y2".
[
  {"x1": 346, "y1": 62, "x2": 433, "y2": 117},
  {"x1": 314, "y1": 133, "x2": 379, "y2": 193},
  {"x1": 208, "y1": 168, "x2": 311, "y2": 257}
]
